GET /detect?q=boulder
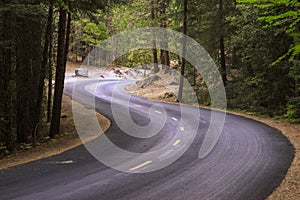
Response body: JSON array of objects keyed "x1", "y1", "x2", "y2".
[
  {"x1": 114, "y1": 69, "x2": 121, "y2": 75},
  {"x1": 169, "y1": 76, "x2": 179, "y2": 85},
  {"x1": 75, "y1": 68, "x2": 88, "y2": 77},
  {"x1": 163, "y1": 92, "x2": 174, "y2": 99},
  {"x1": 137, "y1": 75, "x2": 161, "y2": 88}
]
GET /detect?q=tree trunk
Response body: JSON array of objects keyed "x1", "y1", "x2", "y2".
[
  {"x1": 49, "y1": 1, "x2": 68, "y2": 138},
  {"x1": 296, "y1": 79, "x2": 299, "y2": 97},
  {"x1": 47, "y1": 2, "x2": 54, "y2": 122},
  {"x1": 295, "y1": 55, "x2": 300, "y2": 97},
  {"x1": 159, "y1": 0, "x2": 170, "y2": 73},
  {"x1": 220, "y1": 36, "x2": 227, "y2": 85},
  {"x1": 193, "y1": 66, "x2": 196, "y2": 86},
  {"x1": 16, "y1": 19, "x2": 31, "y2": 143},
  {"x1": 151, "y1": 0, "x2": 159, "y2": 73},
  {"x1": 16, "y1": 7, "x2": 43, "y2": 143},
  {"x1": 36, "y1": 0, "x2": 54, "y2": 124},
  {"x1": 64, "y1": 11, "x2": 71, "y2": 68},
  {"x1": 47, "y1": 33, "x2": 53, "y2": 122},
  {"x1": 219, "y1": 0, "x2": 227, "y2": 86},
  {"x1": 178, "y1": 0, "x2": 188, "y2": 102},
  {"x1": 27, "y1": 1, "x2": 44, "y2": 141},
  {"x1": 0, "y1": 5, "x2": 13, "y2": 148}
]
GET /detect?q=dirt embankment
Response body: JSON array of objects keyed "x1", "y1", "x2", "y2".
[{"x1": 0, "y1": 95, "x2": 110, "y2": 170}]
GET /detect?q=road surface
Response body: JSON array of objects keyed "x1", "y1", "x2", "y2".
[{"x1": 0, "y1": 80, "x2": 294, "y2": 200}]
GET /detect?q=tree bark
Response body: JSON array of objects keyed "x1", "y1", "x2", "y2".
[
  {"x1": 64, "y1": 11, "x2": 71, "y2": 68},
  {"x1": 36, "y1": 0, "x2": 54, "y2": 124},
  {"x1": 30, "y1": 5, "x2": 43, "y2": 141},
  {"x1": 16, "y1": 18, "x2": 31, "y2": 143},
  {"x1": 15, "y1": 6, "x2": 43, "y2": 143},
  {"x1": 295, "y1": 54, "x2": 300, "y2": 97},
  {"x1": 220, "y1": 36, "x2": 227, "y2": 85},
  {"x1": 151, "y1": 0, "x2": 159, "y2": 73},
  {"x1": 159, "y1": 0, "x2": 170, "y2": 73},
  {"x1": 296, "y1": 79, "x2": 299, "y2": 97},
  {"x1": 177, "y1": 0, "x2": 187, "y2": 102},
  {"x1": 49, "y1": 1, "x2": 68, "y2": 138},
  {"x1": 47, "y1": 33, "x2": 53, "y2": 122},
  {"x1": 219, "y1": 0, "x2": 227, "y2": 86},
  {"x1": 0, "y1": 4, "x2": 13, "y2": 148}
]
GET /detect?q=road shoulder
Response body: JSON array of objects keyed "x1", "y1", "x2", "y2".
[
  {"x1": 226, "y1": 111, "x2": 299, "y2": 200},
  {"x1": 0, "y1": 95, "x2": 111, "y2": 170}
]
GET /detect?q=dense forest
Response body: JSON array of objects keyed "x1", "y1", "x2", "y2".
[{"x1": 0, "y1": 0, "x2": 299, "y2": 155}]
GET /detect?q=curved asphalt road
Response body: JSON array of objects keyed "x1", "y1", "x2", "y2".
[{"x1": 0, "y1": 80, "x2": 295, "y2": 200}]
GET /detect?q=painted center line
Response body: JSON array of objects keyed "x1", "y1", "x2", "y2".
[
  {"x1": 129, "y1": 161, "x2": 152, "y2": 171},
  {"x1": 134, "y1": 104, "x2": 143, "y2": 108},
  {"x1": 172, "y1": 117, "x2": 178, "y2": 121},
  {"x1": 173, "y1": 140, "x2": 181, "y2": 146},
  {"x1": 56, "y1": 160, "x2": 75, "y2": 164},
  {"x1": 155, "y1": 110, "x2": 162, "y2": 114},
  {"x1": 179, "y1": 127, "x2": 185, "y2": 131}
]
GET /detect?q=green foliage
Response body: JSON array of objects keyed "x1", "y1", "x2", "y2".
[
  {"x1": 124, "y1": 49, "x2": 153, "y2": 68},
  {"x1": 82, "y1": 21, "x2": 108, "y2": 46},
  {"x1": 227, "y1": 3, "x2": 294, "y2": 116},
  {"x1": 18, "y1": 143, "x2": 33, "y2": 151},
  {"x1": 0, "y1": 142, "x2": 10, "y2": 157},
  {"x1": 237, "y1": 0, "x2": 300, "y2": 63},
  {"x1": 0, "y1": 3, "x2": 45, "y2": 17},
  {"x1": 285, "y1": 97, "x2": 300, "y2": 122},
  {"x1": 105, "y1": 0, "x2": 298, "y2": 120},
  {"x1": 71, "y1": 11, "x2": 109, "y2": 59},
  {"x1": 233, "y1": 0, "x2": 299, "y2": 122},
  {"x1": 111, "y1": 1, "x2": 154, "y2": 32}
]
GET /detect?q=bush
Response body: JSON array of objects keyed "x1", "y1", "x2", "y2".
[
  {"x1": 285, "y1": 97, "x2": 300, "y2": 123},
  {"x1": 0, "y1": 142, "x2": 10, "y2": 158}
]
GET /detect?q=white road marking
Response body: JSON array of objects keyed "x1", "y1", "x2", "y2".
[
  {"x1": 134, "y1": 104, "x2": 143, "y2": 108},
  {"x1": 56, "y1": 160, "x2": 75, "y2": 164},
  {"x1": 129, "y1": 161, "x2": 152, "y2": 171},
  {"x1": 155, "y1": 110, "x2": 162, "y2": 114},
  {"x1": 180, "y1": 127, "x2": 185, "y2": 131},
  {"x1": 172, "y1": 117, "x2": 178, "y2": 121},
  {"x1": 173, "y1": 140, "x2": 181, "y2": 146}
]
